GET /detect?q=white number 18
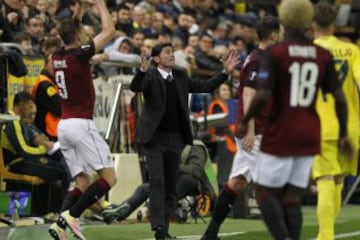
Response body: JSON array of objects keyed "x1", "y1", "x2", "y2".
[{"x1": 289, "y1": 62, "x2": 318, "y2": 107}]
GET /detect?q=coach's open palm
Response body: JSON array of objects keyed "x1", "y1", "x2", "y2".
[
  {"x1": 222, "y1": 50, "x2": 240, "y2": 74},
  {"x1": 339, "y1": 136, "x2": 355, "y2": 160},
  {"x1": 139, "y1": 47, "x2": 152, "y2": 72}
]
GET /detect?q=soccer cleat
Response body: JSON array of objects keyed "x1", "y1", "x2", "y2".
[
  {"x1": 48, "y1": 222, "x2": 68, "y2": 240},
  {"x1": 102, "y1": 202, "x2": 130, "y2": 224},
  {"x1": 59, "y1": 210, "x2": 86, "y2": 240}
]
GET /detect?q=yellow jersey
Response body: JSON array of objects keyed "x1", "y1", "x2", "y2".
[{"x1": 314, "y1": 36, "x2": 360, "y2": 175}]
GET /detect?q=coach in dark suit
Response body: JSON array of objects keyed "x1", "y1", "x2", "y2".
[{"x1": 130, "y1": 42, "x2": 239, "y2": 240}]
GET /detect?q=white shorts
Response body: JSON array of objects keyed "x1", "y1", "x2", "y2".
[
  {"x1": 253, "y1": 151, "x2": 314, "y2": 188},
  {"x1": 228, "y1": 135, "x2": 262, "y2": 182},
  {"x1": 58, "y1": 118, "x2": 114, "y2": 178}
]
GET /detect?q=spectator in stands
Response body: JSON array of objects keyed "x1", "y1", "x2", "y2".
[
  {"x1": 130, "y1": 42, "x2": 239, "y2": 240},
  {"x1": 102, "y1": 36, "x2": 141, "y2": 75},
  {"x1": 193, "y1": 32, "x2": 223, "y2": 80},
  {"x1": 13, "y1": 32, "x2": 33, "y2": 54},
  {"x1": 207, "y1": 83, "x2": 236, "y2": 190},
  {"x1": 212, "y1": 21, "x2": 230, "y2": 46},
  {"x1": 39, "y1": 35, "x2": 62, "y2": 57},
  {"x1": 32, "y1": 53, "x2": 61, "y2": 141},
  {"x1": 236, "y1": 0, "x2": 353, "y2": 239},
  {"x1": 131, "y1": 29, "x2": 145, "y2": 54},
  {"x1": 131, "y1": 5, "x2": 147, "y2": 30},
  {"x1": 82, "y1": 0, "x2": 102, "y2": 33},
  {"x1": 173, "y1": 8, "x2": 198, "y2": 46},
  {"x1": 115, "y1": 3, "x2": 133, "y2": 36},
  {"x1": 0, "y1": 91, "x2": 70, "y2": 213},
  {"x1": 201, "y1": 15, "x2": 283, "y2": 240},
  {"x1": 24, "y1": 15, "x2": 44, "y2": 50},
  {"x1": 149, "y1": 11, "x2": 166, "y2": 38},
  {"x1": 187, "y1": 34, "x2": 199, "y2": 48},
  {"x1": 312, "y1": 3, "x2": 360, "y2": 240},
  {"x1": 104, "y1": 139, "x2": 218, "y2": 224},
  {"x1": 1, "y1": 0, "x2": 25, "y2": 40}
]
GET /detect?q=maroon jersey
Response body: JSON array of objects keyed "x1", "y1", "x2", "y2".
[
  {"x1": 52, "y1": 41, "x2": 95, "y2": 119},
  {"x1": 257, "y1": 34, "x2": 340, "y2": 155},
  {"x1": 237, "y1": 48, "x2": 271, "y2": 135}
]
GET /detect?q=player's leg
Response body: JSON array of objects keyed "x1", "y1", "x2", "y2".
[
  {"x1": 202, "y1": 136, "x2": 259, "y2": 240},
  {"x1": 334, "y1": 174, "x2": 345, "y2": 218},
  {"x1": 312, "y1": 141, "x2": 340, "y2": 240},
  {"x1": 202, "y1": 176, "x2": 247, "y2": 240},
  {"x1": 253, "y1": 152, "x2": 311, "y2": 240},
  {"x1": 285, "y1": 155, "x2": 314, "y2": 240},
  {"x1": 316, "y1": 176, "x2": 336, "y2": 240},
  {"x1": 282, "y1": 184, "x2": 306, "y2": 240}
]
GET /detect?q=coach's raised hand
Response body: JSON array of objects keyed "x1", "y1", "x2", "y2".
[
  {"x1": 139, "y1": 47, "x2": 152, "y2": 72},
  {"x1": 222, "y1": 50, "x2": 240, "y2": 75}
]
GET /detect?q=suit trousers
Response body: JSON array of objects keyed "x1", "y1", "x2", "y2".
[{"x1": 142, "y1": 132, "x2": 184, "y2": 231}]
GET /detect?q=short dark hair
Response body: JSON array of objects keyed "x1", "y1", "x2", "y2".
[
  {"x1": 256, "y1": 16, "x2": 281, "y2": 41},
  {"x1": 151, "y1": 42, "x2": 173, "y2": 57},
  {"x1": 13, "y1": 32, "x2": 32, "y2": 44},
  {"x1": 13, "y1": 91, "x2": 34, "y2": 107},
  {"x1": 57, "y1": 17, "x2": 82, "y2": 45},
  {"x1": 314, "y1": 3, "x2": 338, "y2": 28}
]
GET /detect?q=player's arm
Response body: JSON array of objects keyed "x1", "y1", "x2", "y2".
[
  {"x1": 93, "y1": 0, "x2": 115, "y2": 53},
  {"x1": 240, "y1": 86, "x2": 256, "y2": 150},
  {"x1": 237, "y1": 51, "x2": 274, "y2": 138},
  {"x1": 324, "y1": 59, "x2": 354, "y2": 159},
  {"x1": 332, "y1": 89, "x2": 354, "y2": 159}
]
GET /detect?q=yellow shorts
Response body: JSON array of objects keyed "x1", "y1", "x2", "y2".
[{"x1": 312, "y1": 140, "x2": 359, "y2": 179}]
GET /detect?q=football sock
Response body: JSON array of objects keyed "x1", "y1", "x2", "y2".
[
  {"x1": 60, "y1": 187, "x2": 82, "y2": 212},
  {"x1": 282, "y1": 199, "x2": 302, "y2": 240},
  {"x1": 317, "y1": 179, "x2": 335, "y2": 240},
  {"x1": 69, "y1": 178, "x2": 111, "y2": 218},
  {"x1": 258, "y1": 196, "x2": 289, "y2": 240},
  {"x1": 334, "y1": 183, "x2": 343, "y2": 218},
  {"x1": 204, "y1": 184, "x2": 237, "y2": 237}
]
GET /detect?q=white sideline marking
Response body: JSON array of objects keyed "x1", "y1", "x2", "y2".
[
  {"x1": 335, "y1": 231, "x2": 360, "y2": 239},
  {"x1": 308, "y1": 231, "x2": 360, "y2": 240},
  {"x1": 142, "y1": 231, "x2": 245, "y2": 240}
]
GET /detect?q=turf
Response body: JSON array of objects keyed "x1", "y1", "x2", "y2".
[{"x1": 3, "y1": 205, "x2": 360, "y2": 240}]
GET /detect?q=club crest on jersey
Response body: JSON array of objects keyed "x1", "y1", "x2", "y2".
[
  {"x1": 81, "y1": 44, "x2": 91, "y2": 50},
  {"x1": 249, "y1": 71, "x2": 257, "y2": 81}
]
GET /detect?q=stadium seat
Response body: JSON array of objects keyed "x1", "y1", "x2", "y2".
[
  {"x1": 0, "y1": 148, "x2": 45, "y2": 189},
  {"x1": 0, "y1": 148, "x2": 45, "y2": 226}
]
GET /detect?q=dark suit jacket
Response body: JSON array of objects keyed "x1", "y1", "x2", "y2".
[{"x1": 130, "y1": 66, "x2": 228, "y2": 145}]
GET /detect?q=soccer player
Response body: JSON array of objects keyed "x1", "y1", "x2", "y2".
[
  {"x1": 312, "y1": 3, "x2": 360, "y2": 240},
  {"x1": 236, "y1": 0, "x2": 354, "y2": 240},
  {"x1": 201, "y1": 16, "x2": 283, "y2": 240},
  {"x1": 48, "y1": 1, "x2": 129, "y2": 240}
]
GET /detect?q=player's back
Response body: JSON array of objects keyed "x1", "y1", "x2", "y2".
[
  {"x1": 259, "y1": 33, "x2": 339, "y2": 156},
  {"x1": 314, "y1": 36, "x2": 360, "y2": 141},
  {"x1": 52, "y1": 42, "x2": 96, "y2": 119}
]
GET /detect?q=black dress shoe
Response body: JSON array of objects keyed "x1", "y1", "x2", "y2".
[
  {"x1": 155, "y1": 227, "x2": 167, "y2": 240},
  {"x1": 155, "y1": 226, "x2": 177, "y2": 240}
]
